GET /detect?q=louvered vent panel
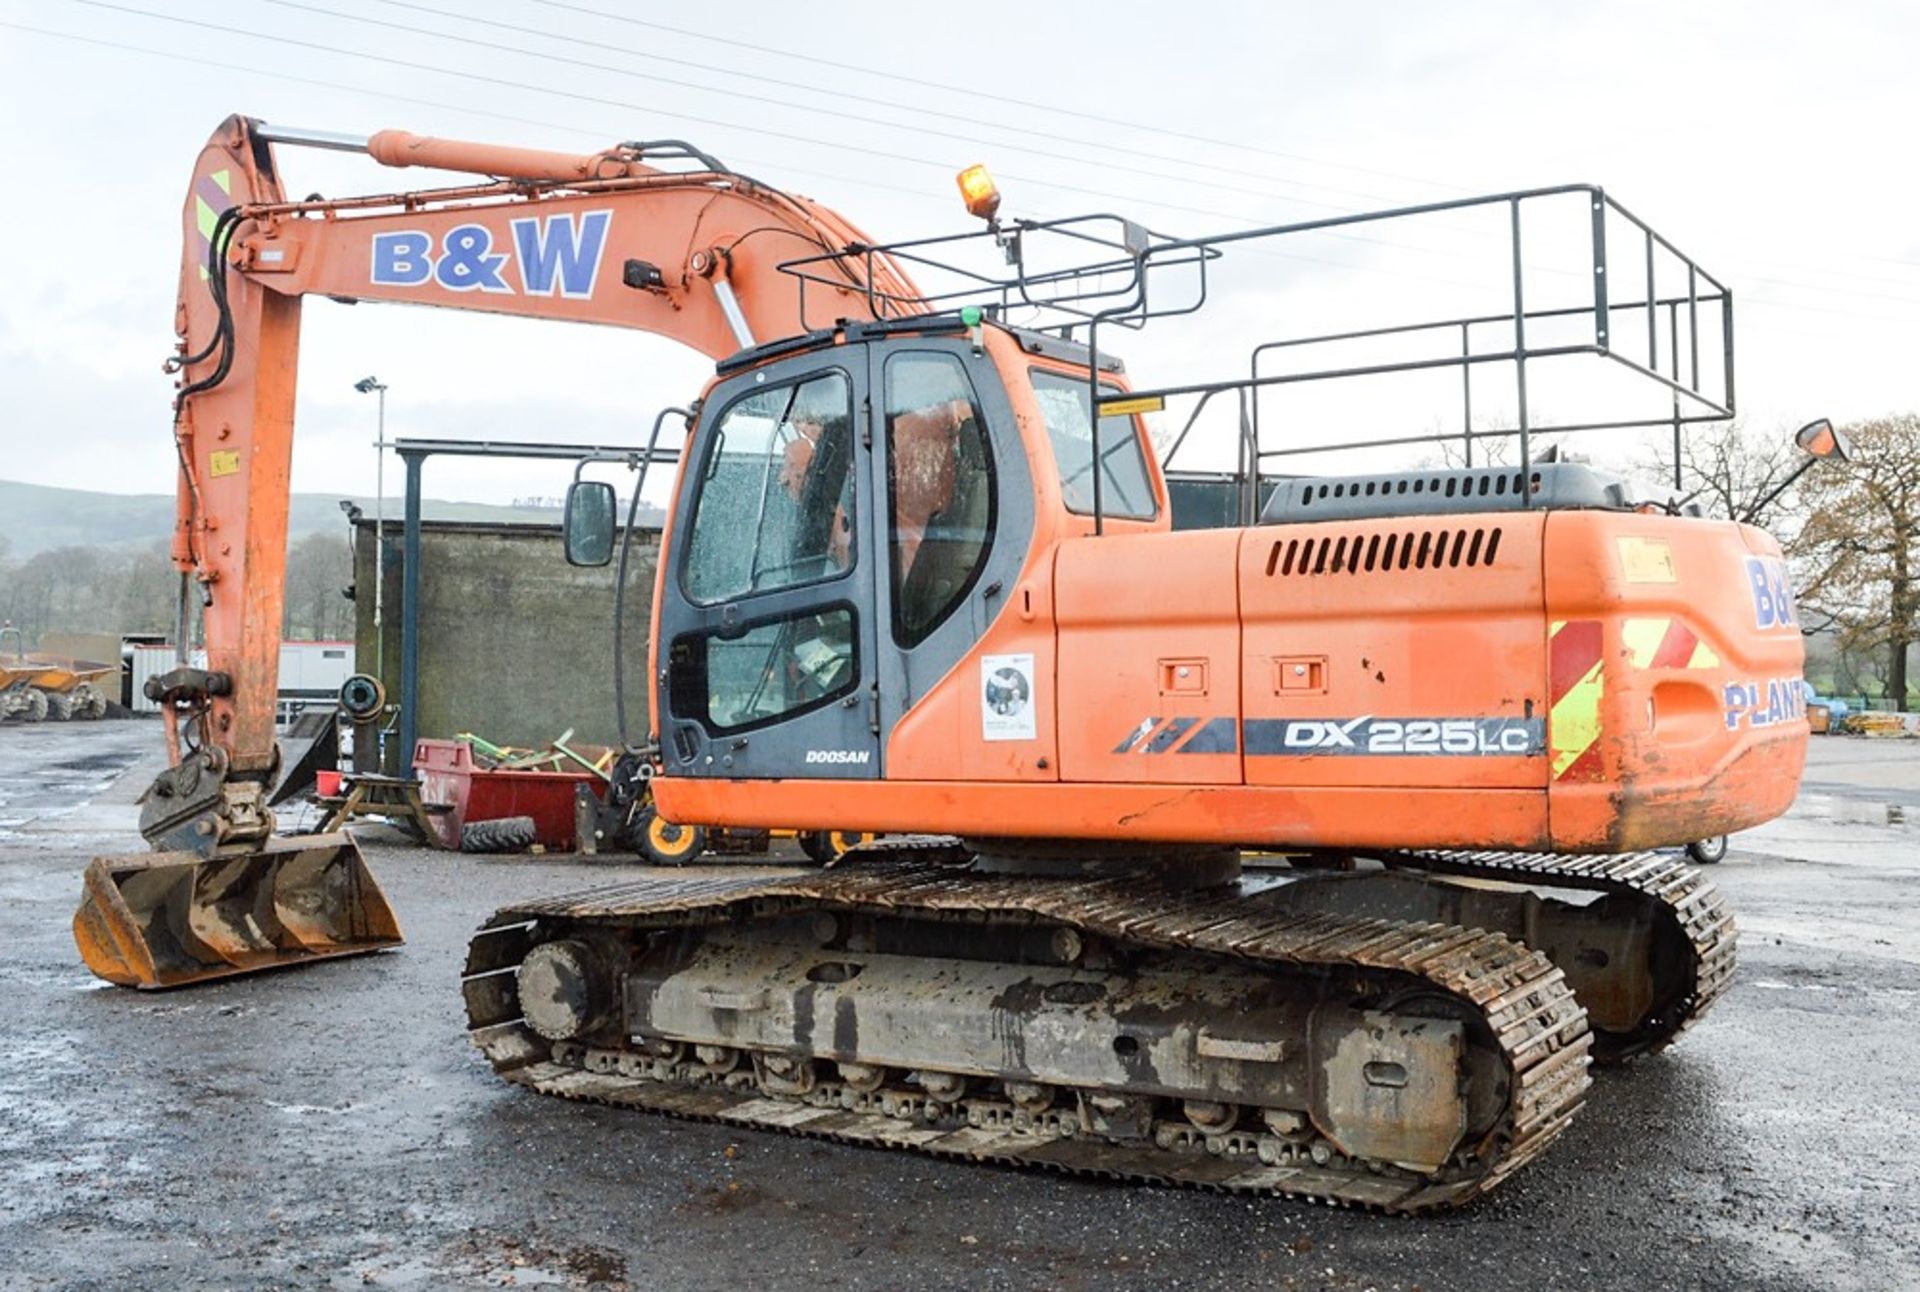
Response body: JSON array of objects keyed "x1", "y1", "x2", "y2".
[
  {"x1": 1264, "y1": 526, "x2": 1505, "y2": 577},
  {"x1": 1290, "y1": 470, "x2": 1542, "y2": 510}
]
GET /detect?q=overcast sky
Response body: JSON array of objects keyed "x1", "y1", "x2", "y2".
[{"x1": 1, "y1": 0, "x2": 1915, "y2": 508}]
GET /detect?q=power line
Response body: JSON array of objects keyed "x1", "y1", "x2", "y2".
[
  {"x1": 25, "y1": 0, "x2": 1754, "y2": 308},
  {"x1": 262, "y1": 0, "x2": 1337, "y2": 209},
  {"x1": 51, "y1": 0, "x2": 1132, "y2": 201},
  {"x1": 1742, "y1": 274, "x2": 1920, "y2": 311},
  {"x1": 271, "y1": 0, "x2": 1491, "y2": 267},
  {"x1": 1733, "y1": 251, "x2": 1920, "y2": 290},
  {"x1": 526, "y1": 0, "x2": 1920, "y2": 293},
  {"x1": 269, "y1": 0, "x2": 1564, "y2": 280},
  {"x1": 1, "y1": 23, "x2": 1894, "y2": 463},
  {"x1": 527, "y1": 0, "x2": 1481, "y2": 199},
  {"x1": 368, "y1": 0, "x2": 1433, "y2": 217},
  {"x1": 0, "y1": 19, "x2": 958, "y2": 213},
  {"x1": 17, "y1": 10, "x2": 1914, "y2": 323},
  {"x1": 49, "y1": 0, "x2": 1490, "y2": 287},
  {"x1": 406, "y1": 0, "x2": 1920, "y2": 310},
  {"x1": 1742, "y1": 294, "x2": 1920, "y2": 328}
]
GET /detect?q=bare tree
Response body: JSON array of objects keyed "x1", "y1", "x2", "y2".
[
  {"x1": 283, "y1": 530, "x2": 353, "y2": 640},
  {"x1": 1794, "y1": 414, "x2": 1920, "y2": 711},
  {"x1": 1645, "y1": 419, "x2": 1808, "y2": 531},
  {"x1": 108, "y1": 543, "x2": 178, "y2": 635},
  {"x1": 1435, "y1": 433, "x2": 1516, "y2": 470}
]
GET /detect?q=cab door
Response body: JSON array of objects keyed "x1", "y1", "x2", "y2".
[
  {"x1": 654, "y1": 352, "x2": 881, "y2": 780},
  {"x1": 865, "y1": 340, "x2": 1034, "y2": 739}
]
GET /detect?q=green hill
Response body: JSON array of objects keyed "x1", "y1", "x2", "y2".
[{"x1": 0, "y1": 479, "x2": 565, "y2": 559}]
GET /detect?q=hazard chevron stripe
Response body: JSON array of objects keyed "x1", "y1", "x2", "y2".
[
  {"x1": 193, "y1": 167, "x2": 232, "y2": 282},
  {"x1": 1622, "y1": 617, "x2": 1720, "y2": 671},
  {"x1": 1548, "y1": 619, "x2": 1605, "y2": 781},
  {"x1": 1552, "y1": 617, "x2": 1720, "y2": 782}
]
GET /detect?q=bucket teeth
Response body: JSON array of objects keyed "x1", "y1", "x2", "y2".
[{"x1": 72, "y1": 832, "x2": 403, "y2": 989}]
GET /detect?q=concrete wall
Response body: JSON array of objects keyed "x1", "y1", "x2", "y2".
[{"x1": 352, "y1": 519, "x2": 658, "y2": 762}]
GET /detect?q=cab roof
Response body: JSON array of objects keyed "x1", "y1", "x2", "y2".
[{"x1": 714, "y1": 313, "x2": 1124, "y2": 377}]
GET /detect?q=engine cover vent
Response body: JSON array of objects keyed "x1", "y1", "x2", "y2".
[
  {"x1": 1260, "y1": 462, "x2": 1637, "y2": 525},
  {"x1": 1265, "y1": 526, "x2": 1504, "y2": 578}
]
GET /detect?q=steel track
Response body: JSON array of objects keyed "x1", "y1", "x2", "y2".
[
  {"x1": 465, "y1": 856, "x2": 1592, "y2": 1213},
  {"x1": 1376, "y1": 849, "x2": 1736, "y2": 1060}
]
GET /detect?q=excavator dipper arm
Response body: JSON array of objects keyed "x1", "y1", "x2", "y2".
[{"x1": 73, "y1": 115, "x2": 921, "y2": 988}]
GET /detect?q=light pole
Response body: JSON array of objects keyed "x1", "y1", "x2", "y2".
[{"x1": 353, "y1": 376, "x2": 389, "y2": 685}]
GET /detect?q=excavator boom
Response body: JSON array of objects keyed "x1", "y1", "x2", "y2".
[{"x1": 74, "y1": 115, "x2": 920, "y2": 989}]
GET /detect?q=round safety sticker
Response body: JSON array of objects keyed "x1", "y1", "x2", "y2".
[{"x1": 980, "y1": 653, "x2": 1036, "y2": 741}]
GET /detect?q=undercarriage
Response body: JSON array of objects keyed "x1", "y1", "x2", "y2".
[
  {"x1": 462, "y1": 841, "x2": 1731, "y2": 1211},
  {"x1": 1308, "y1": 849, "x2": 1734, "y2": 1061}
]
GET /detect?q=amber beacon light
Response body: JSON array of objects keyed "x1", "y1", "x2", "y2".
[{"x1": 956, "y1": 164, "x2": 1001, "y2": 221}]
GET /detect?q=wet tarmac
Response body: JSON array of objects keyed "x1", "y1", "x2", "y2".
[{"x1": 2, "y1": 720, "x2": 1917, "y2": 1290}]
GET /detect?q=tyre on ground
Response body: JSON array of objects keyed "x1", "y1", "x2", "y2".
[
  {"x1": 460, "y1": 815, "x2": 539, "y2": 854},
  {"x1": 1685, "y1": 836, "x2": 1729, "y2": 865},
  {"x1": 799, "y1": 829, "x2": 876, "y2": 864},
  {"x1": 828, "y1": 830, "x2": 875, "y2": 856},
  {"x1": 635, "y1": 805, "x2": 706, "y2": 866}
]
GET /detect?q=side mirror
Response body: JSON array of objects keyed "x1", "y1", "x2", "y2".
[
  {"x1": 563, "y1": 480, "x2": 618, "y2": 567},
  {"x1": 1794, "y1": 418, "x2": 1853, "y2": 463},
  {"x1": 1743, "y1": 416, "x2": 1856, "y2": 522}
]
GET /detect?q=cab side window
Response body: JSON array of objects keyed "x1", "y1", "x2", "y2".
[
  {"x1": 682, "y1": 370, "x2": 857, "y2": 604},
  {"x1": 1028, "y1": 368, "x2": 1158, "y2": 521},
  {"x1": 670, "y1": 605, "x2": 858, "y2": 736},
  {"x1": 885, "y1": 353, "x2": 996, "y2": 647}
]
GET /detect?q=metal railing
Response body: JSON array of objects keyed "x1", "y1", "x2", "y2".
[
  {"x1": 781, "y1": 212, "x2": 1217, "y2": 335},
  {"x1": 780, "y1": 185, "x2": 1734, "y2": 531}
]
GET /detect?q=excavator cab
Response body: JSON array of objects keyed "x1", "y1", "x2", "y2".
[
  {"x1": 626, "y1": 318, "x2": 1175, "y2": 791},
  {"x1": 649, "y1": 331, "x2": 1043, "y2": 781}
]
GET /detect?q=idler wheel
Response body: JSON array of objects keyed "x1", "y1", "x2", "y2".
[{"x1": 517, "y1": 940, "x2": 612, "y2": 1042}]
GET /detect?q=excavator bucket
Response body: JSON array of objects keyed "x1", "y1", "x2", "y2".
[{"x1": 72, "y1": 833, "x2": 401, "y2": 989}]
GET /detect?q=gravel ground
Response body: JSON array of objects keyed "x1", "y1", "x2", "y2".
[{"x1": 2, "y1": 720, "x2": 1916, "y2": 1291}]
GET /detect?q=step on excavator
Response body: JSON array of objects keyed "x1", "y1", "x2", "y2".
[{"x1": 73, "y1": 115, "x2": 1842, "y2": 1210}]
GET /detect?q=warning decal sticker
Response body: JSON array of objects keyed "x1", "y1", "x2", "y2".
[{"x1": 981, "y1": 653, "x2": 1037, "y2": 741}]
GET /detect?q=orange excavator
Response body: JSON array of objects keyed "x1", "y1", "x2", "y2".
[{"x1": 75, "y1": 115, "x2": 1836, "y2": 1211}]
